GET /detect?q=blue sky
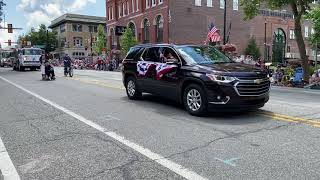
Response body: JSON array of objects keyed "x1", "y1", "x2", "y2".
[{"x1": 1, "y1": 0, "x2": 106, "y2": 48}]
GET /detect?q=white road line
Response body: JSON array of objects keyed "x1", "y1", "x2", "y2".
[
  {"x1": 0, "y1": 137, "x2": 20, "y2": 180},
  {"x1": 0, "y1": 76, "x2": 208, "y2": 180}
]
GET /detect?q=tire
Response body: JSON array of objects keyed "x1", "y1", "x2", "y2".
[
  {"x1": 69, "y1": 68, "x2": 73, "y2": 77},
  {"x1": 183, "y1": 84, "x2": 208, "y2": 116},
  {"x1": 125, "y1": 76, "x2": 142, "y2": 100}
]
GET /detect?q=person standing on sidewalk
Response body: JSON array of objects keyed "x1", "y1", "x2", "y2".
[{"x1": 40, "y1": 53, "x2": 46, "y2": 80}]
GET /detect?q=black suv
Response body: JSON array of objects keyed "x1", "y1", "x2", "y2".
[{"x1": 122, "y1": 44, "x2": 270, "y2": 116}]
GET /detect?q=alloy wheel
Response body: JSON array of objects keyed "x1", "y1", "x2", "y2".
[
  {"x1": 127, "y1": 80, "x2": 136, "y2": 97},
  {"x1": 187, "y1": 89, "x2": 202, "y2": 112}
]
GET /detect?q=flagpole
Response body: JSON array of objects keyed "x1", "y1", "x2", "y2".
[{"x1": 223, "y1": 0, "x2": 227, "y2": 45}]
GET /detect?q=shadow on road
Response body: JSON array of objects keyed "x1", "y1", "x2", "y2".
[{"x1": 121, "y1": 94, "x2": 268, "y2": 125}]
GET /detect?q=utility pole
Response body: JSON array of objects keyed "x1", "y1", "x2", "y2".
[
  {"x1": 264, "y1": 19, "x2": 267, "y2": 62},
  {"x1": 46, "y1": 30, "x2": 49, "y2": 53},
  {"x1": 223, "y1": 0, "x2": 227, "y2": 45},
  {"x1": 316, "y1": 40, "x2": 318, "y2": 68}
]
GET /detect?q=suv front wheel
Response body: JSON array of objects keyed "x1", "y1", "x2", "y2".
[
  {"x1": 183, "y1": 84, "x2": 208, "y2": 116},
  {"x1": 125, "y1": 76, "x2": 142, "y2": 100}
]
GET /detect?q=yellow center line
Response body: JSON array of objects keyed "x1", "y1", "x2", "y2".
[
  {"x1": 260, "y1": 111, "x2": 320, "y2": 127},
  {"x1": 66, "y1": 76, "x2": 320, "y2": 128}
]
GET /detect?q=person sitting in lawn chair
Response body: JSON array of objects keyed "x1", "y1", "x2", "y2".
[{"x1": 290, "y1": 64, "x2": 304, "y2": 87}]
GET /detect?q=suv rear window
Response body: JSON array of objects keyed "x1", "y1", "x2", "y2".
[{"x1": 126, "y1": 47, "x2": 143, "y2": 60}]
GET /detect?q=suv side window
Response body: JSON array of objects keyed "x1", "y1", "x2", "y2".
[
  {"x1": 160, "y1": 47, "x2": 180, "y2": 63},
  {"x1": 142, "y1": 47, "x2": 161, "y2": 62},
  {"x1": 126, "y1": 47, "x2": 143, "y2": 61}
]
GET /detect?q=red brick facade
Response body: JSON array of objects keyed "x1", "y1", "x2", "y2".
[
  {"x1": 106, "y1": 0, "x2": 315, "y2": 61},
  {"x1": 106, "y1": 0, "x2": 169, "y2": 49}
]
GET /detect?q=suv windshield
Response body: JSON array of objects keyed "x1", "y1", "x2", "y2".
[
  {"x1": 177, "y1": 46, "x2": 233, "y2": 65},
  {"x1": 23, "y1": 49, "x2": 42, "y2": 55}
]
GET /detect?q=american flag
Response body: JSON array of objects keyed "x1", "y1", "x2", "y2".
[
  {"x1": 137, "y1": 61, "x2": 152, "y2": 76},
  {"x1": 205, "y1": 24, "x2": 221, "y2": 44},
  {"x1": 156, "y1": 63, "x2": 175, "y2": 80},
  {"x1": 137, "y1": 61, "x2": 176, "y2": 80}
]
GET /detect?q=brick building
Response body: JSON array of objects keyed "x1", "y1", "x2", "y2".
[
  {"x1": 49, "y1": 14, "x2": 106, "y2": 59},
  {"x1": 106, "y1": 0, "x2": 317, "y2": 62}
]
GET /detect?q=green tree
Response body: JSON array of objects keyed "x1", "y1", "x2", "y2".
[
  {"x1": 120, "y1": 28, "x2": 138, "y2": 55},
  {"x1": 306, "y1": 6, "x2": 320, "y2": 46},
  {"x1": 241, "y1": 0, "x2": 314, "y2": 80},
  {"x1": 93, "y1": 25, "x2": 107, "y2": 55},
  {"x1": 245, "y1": 38, "x2": 261, "y2": 60},
  {"x1": 18, "y1": 24, "x2": 58, "y2": 52}
]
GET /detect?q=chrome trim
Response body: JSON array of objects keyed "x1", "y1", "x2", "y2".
[
  {"x1": 234, "y1": 79, "x2": 271, "y2": 97},
  {"x1": 209, "y1": 96, "x2": 230, "y2": 105}
]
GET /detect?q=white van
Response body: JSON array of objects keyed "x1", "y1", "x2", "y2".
[{"x1": 13, "y1": 48, "x2": 44, "y2": 71}]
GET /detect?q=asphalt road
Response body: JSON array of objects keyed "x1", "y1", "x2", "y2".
[{"x1": 0, "y1": 67, "x2": 320, "y2": 180}]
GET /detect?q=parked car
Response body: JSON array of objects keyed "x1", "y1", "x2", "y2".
[
  {"x1": 122, "y1": 44, "x2": 270, "y2": 116},
  {"x1": 0, "y1": 50, "x2": 14, "y2": 67},
  {"x1": 0, "y1": 57, "x2": 12, "y2": 67}
]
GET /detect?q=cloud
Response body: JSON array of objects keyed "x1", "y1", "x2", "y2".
[
  {"x1": 16, "y1": 0, "x2": 97, "y2": 28},
  {"x1": 69, "y1": 0, "x2": 96, "y2": 11}
]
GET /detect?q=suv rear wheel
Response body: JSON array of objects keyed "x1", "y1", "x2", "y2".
[
  {"x1": 183, "y1": 84, "x2": 208, "y2": 116},
  {"x1": 125, "y1": 76, "x2": 142, "y2": 100}
]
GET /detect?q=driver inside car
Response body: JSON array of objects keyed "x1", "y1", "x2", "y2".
[{"x1": 160, "y1": 49, "x2": 178, "y2": 63}]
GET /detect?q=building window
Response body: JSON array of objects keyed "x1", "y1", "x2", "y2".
[
  {"x1": 108, "y1": 7, "x2": 111, "y2": 20},
  {"x1": 289, "y1": 29, "x2": 295, "y2": 39},
  {"x1": 311, "y1": 28, "x2": 315, "y2": 35},
  {"x1": 195, "y1": 0, "x2": 201, "y2": 6},
  {"x1": 60, "y1": 24, "x2": 65, "y2": 33},
  {"x1": 143, "y1": 19, "x2": 150, "y2": 43},
  {"x1": 111, "y1": 6, "x2": 114, "y2": 19},
  {"x1": 72, "y1": 24, "x2": 82, "y2": 32},
  {"x1": 128, "y1": 22, "x2": 136, "y2": 38},
  {"x1": 207, "y1": 0, "x2": 212, "y2": 7},
  {"x1": 60, "y1": 37, "x2": 66, "y2": 47},
  {"x1": 146, "y1": 0, "x2": 150, "y2": 9},
  {"x1": 233, "y1": 0, "x2": 238, "y2": 10},
  {"x1": 159, "y1": 0, "x2": 163, "y2": 4},
  {"x1": 73, "y1": 37, "x2": 83, "y2": 47},
  {"x1": 136, "y1": 0, "x2": 139, "y2": 11},
  {"x1": 89, "y1": 26, "x2": 98, "y2": 33},
  {"x1": 156, "y1": 15, "x2": 164, "y2": 42},
  {"x1": 118, "y1": 5, "x2": 122, "y2": 17},
  {"x1": 220, "y1": 0, "x2": 225, "y2": 9},
  {"x1": 152, "y1": 0, "x2": 156, "y2": 7},
  {"x1": 305, "y1": 26, "x2": 309, "y2": 38},
  {"x1": 132, "y1": 0, "x2": 135, "y2": 12},
  {"x1": 123, "y1": 3, "x2": 126, "y2": 16},
  {"x1": 127, "y1": 1, "x2": 129, "y2": 14}
]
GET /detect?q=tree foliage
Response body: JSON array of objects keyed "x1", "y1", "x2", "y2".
[
  {"x1": 305, "y1": 6, "x2": 320, "y2": 47},
  {"x1": 18, "y1": 24, "x2": 58, "y2": 52},
  {"x1": 241, "y1": 0, "x2": 314, "y2": 80},
  {"x1": 120, "y1": 28, "x2": 138, "y2": 55},
  {"x1": 245, "y1": 37, "x2": 261, "y2": 60},
  {"x1": 93, "y1": 25, "x2": 107, "y2": 55}
]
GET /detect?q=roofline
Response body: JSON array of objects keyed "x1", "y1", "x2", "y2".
[
  {"x1": 49, "y1": 13, "x2": 106, "y2": 28},
  {"x1": 133, "y1": 43, "x2": 209, "y2": 48}
]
